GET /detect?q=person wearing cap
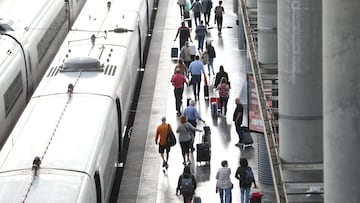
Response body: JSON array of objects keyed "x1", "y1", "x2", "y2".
[
  {"x1": 171, "y1": 68, "x2": 189, "y2": 116},
  {"x1": 183, "y1": 100, "x2": 205, "y2": 151},
  {"x1": 155, "y1": 117, "x2": 174, "y2": 169}
]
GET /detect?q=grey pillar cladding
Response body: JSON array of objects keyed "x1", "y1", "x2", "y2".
[
  {"x1": 246, "y1": 0, "x2": 257, "y2": 8},
  {"x1": 323, "y1": 0, "x2": 360, "y2": 202},
  {"x1": 278, "y1": 0, "x2": 322, "y2": 162},
  {"x1": 258, "y1": 0, "x2": 277, "y2": 64}
]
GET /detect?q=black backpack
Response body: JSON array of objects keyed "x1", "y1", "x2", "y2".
[
  {"x1": 244, "y1": 167, "x2": 254, "y2": 186},
  {"x1": 181, "y1": 177, "x2": 194, "y2": 194}
]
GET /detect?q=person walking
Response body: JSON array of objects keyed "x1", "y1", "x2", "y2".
[
  {"x1": 206, "y1": 41, "x2": 216, "y2": 75},
  {"x1": 214, "y1": 0, "x2": 224, "y2": 35},
  {"x1": 191, "y1": 0, "x2": 203, "y2": 27},
  {"x1": 201, "y1": 0, "x2": 213, "y2": 26},
  {"x1": 155, "y1": 117, "x2": 174, "y2": 169},
  {"x1": 216, "y1": 160, "x2": 233, "y2": 203},
  {"x1": 176, "y1": 116, "x2": 202, "y2": 165},
  {"x1": 174, "y1": 22, "x2": 192, "y2": 50},
  {"x1": 184, "y1": 1, "x2": 192, "y2": 28},
  {"x1": 188, "y1": 55, "x2": 205, "y2": 101},
  {"x1": 214, "y1": 65, "x2": 229, "y2": 88},
  {"x1": 174, "y1": 58, "x2": 188, "y2": 76},
  {"x1": 216, "y1": 77, "x2": 230, "y2": 117},
  {"x1": 233, "y1": 97, "x2": 244, "y2": 147},
  {"x1": 171, "y1": 68, "x2": 188, "y2": 116},
  {"x1": 180, "y1": 41, "x2": 192, "y2": 70},
  {"x1": 177, "y1": 0, "x2": 186, "y2": 16},
  {"x1": 183, "y1": 100, "x2": 205, "y2": 151},
  {"x1": 176, "y1": 166, "x2": 197, "y2": 203},
  {"x1": 195, "y1": 20, "x2": 207, "y2": 52},
  {"x1": 235, "y1": 158, "x2": 257, "y2": 203}
]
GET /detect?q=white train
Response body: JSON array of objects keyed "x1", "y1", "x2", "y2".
[
  {"x1": 0, "y1": 0, "x2": 87, "y2": 146},
  {"x1": 0, "y1": 0, "x2": 156, "y2": 202}
]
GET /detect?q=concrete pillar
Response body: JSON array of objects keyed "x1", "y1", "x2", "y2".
[
  {"x1": 278, "y1": 0, "x2": 322, "y2": 162},
  {"x1": 258, "y1": 0, "x2": 277, "y2": 64},
  {"x1": 238, "y1": 10, "x2": 246, "y2": 50},
  {"x1": 246, "y1": 0, "x2": 257, "y2": 8},
  {"x1": 323, "y1": 1, "x2": 360, "y2": 202}
]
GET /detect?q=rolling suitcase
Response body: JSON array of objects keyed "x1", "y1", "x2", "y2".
[
  {"x1": 203, "y1": 126, "x2": 211, "y2": 135},
  {"x1": 171, "y1": 47, "x2": 178, "y2": 58},
  {"x1": 211, "y1": 102, "x2": 218, "y2": 116},
  {"x1": 202, "y1": 133, "x2": 211, "y2": 147},
  {"x1": 250, "y1": 191, "x2": 263, "y2": 203},
  {"x1": 240, "y1": 131, "x2": 253, "y2": 149},
  {"x1": 193, "y1": 196, "x2": 202, "y2": 203},
  {"x1": 196, "y1": 142, "x2": 210, "y2": 163},
  {"x1": 204, "y1": 85, "x2": 209, "y2": 98},
  {"x1": 203, "y1": 73, "x2": 209, "y2": 99},
  {"x1": 210, "y1": 97, "x2": 220, "y2": 108}
]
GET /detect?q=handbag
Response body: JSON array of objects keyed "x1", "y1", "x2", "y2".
[{"x1": 166, "y1": 124, "x2": 177, "y2": 147}]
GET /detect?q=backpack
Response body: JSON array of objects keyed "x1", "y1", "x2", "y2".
[
  {"x1": 181, "y1": 177, "x2": 194, "y2": 194},
  {"x1": 245, "y1": 167, "x2": 254, "y2": 186}
]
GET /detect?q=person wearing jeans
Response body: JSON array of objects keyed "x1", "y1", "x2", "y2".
[
  {"x1": 216, "y1": 160, "x2": 233, "y2": 203},
  {"x1": 235, "y1": 158, "x2": 257, "y2": 203}
]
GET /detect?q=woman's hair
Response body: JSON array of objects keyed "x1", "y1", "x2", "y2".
[
  {"x1": 221, "y1": 160, "x2": 228, "y2": 167},
  {"x1": 240, "y1": 158, "x2": 248, "y2": 167},
  {"x1": 183, "y1": 165, "x2": 191, "y2": 175},
  {"x1": 220, "y1": 77, "x2": 227, "y2": 84},
  {"x1": 179, "y1": 115, "x2": 187, "y2": 123},
  {"x1": 178, "y1": 58, "x2": 184, "y2": 64},
  {"x1": 219, "y1": 65, "x2": 224, "y2": 72}
]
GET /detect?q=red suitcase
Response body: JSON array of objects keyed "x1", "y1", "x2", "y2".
[{"x1": 210, "y1": 97, "x2": 220, "y2": 108}]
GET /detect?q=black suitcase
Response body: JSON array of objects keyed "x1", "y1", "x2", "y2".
[
  {"x1": 204, "y1": 85, "x2": 209, "y2": 98},
  {"x1": 171, "y1": 47, "x2": 178, "y2": 58},
  {"x1": 193, "y1": 196, "x2": 202, "y2": 203},
  {"x1": 196, "y1": 143, "x2": 210, "y2": 163},
  {"x1": 203, "y1": 126, "x2": 211, "y2": 135},
  {"x1": 202, "y1": 134, "x2": 211, "y2": 147},
  {"x1": 240, "y1": 131, "x2": 253, "y2": 149}
]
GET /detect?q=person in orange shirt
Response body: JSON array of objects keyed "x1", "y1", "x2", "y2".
[{"x1": 155, "y1": 117, "x2": 174, "y2": 169}]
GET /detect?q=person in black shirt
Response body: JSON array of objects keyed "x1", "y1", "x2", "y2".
[
  {"x1": 233, "y1": 97, "x2": 244, "y2": 146},
  {"x1": 176, "y1": 166, "x2": 197, "y2": 203},
  {"x1": 174, "y1": 22, "x2": 192, "y2": 50},
  {"x1": 214, "y1": 65, "x2": 229, "y2": 88}
]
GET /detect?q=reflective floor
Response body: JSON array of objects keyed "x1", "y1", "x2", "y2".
[{"x1": 118, "y1": 0, "x2": 276, "y2": 202}]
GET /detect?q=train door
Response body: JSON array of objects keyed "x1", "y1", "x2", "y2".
[
  {"x1": 94, "y1": 171, "x2": 102, "y2": 203},
  {"x1": 115, "y1": 98, "x2": 122, "y2": 161}
]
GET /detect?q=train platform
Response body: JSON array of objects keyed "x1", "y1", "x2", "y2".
[{"x1": 117, "y1": 0, "x2": 276, "y2": 202}]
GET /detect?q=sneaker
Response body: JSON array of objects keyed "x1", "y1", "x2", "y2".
[
  {"x1": 187, "y1": 161, "x2": 191, "y2": 165},
  {"x1": 162, "y1": 161, "x2": 166, "y2": 167},
  {"x1": 183, "y1": 161, "x2": 187, "y2": 165},
  {"x1": 235, "y1": 142, "x2": 242, "y2": 147},
  {"x1": 165, "y1": 162, "x2": 169, "y2": 169}
]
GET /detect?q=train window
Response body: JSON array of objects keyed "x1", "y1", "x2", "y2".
[
  {"x1": 94, "y1": 171, "x2": 102, "y2": 203},
  {"x1": 0, "y1": 23, "x2": 14, "y2": 32},
  {"x1": 37, "y1": 5, "x2": 67, "y2": 63},
  {"x1": 4, "y1": 72, "x2": 23, "y2": 117}
]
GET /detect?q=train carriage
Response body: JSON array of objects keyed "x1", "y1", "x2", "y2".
[{"x1": 0, "y1": 0, "x2": 157, "y2": 202}]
